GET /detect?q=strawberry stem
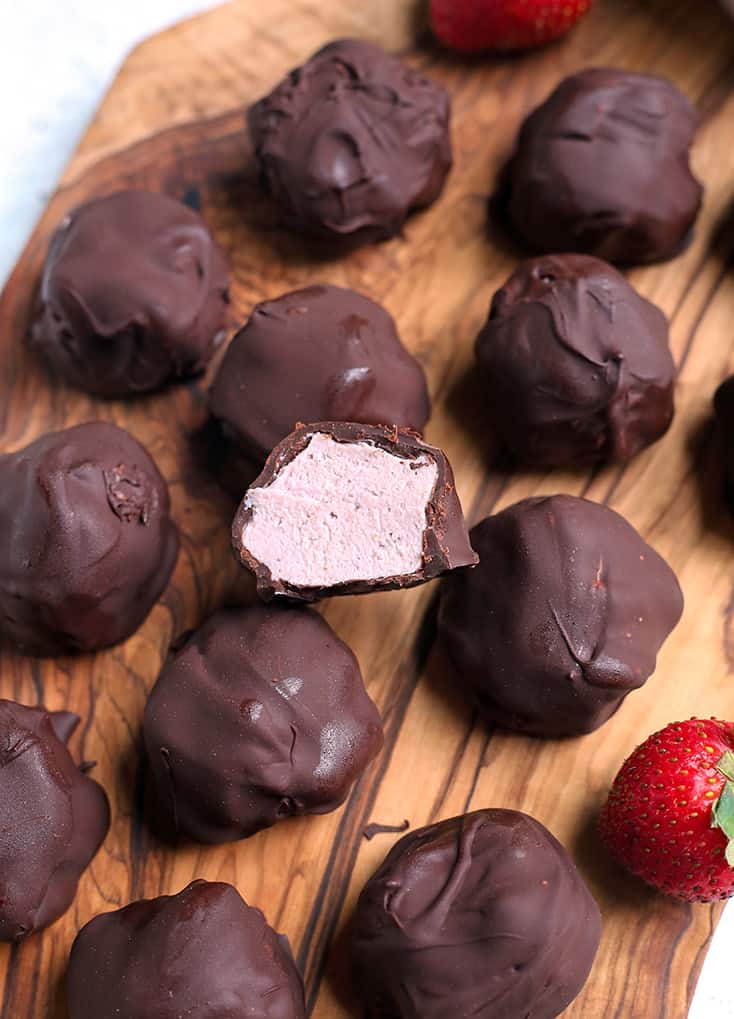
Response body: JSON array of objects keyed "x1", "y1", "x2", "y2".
[{"x1": 713, "y1": 753, "x2": 734, "y2": 868}]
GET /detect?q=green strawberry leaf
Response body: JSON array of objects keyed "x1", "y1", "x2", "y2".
[
  {"x1": 711, "y1": 772, "x2": 734, "y2": 868},
  {"x1": 717, "y1": 750, "x2": 734, "y2": 783}
]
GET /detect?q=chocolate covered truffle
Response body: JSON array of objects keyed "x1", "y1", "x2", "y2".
[
  {"x1": 209, "y1": 284, "x2": 430, "y2": 471},
  {"x1": 31, "y1": 190, "x2": 229, "y2": 396},
  {"x1": 0, "y1": 421, "x2": 179, "y2": 655},
  {"x1": 0, "y1": 700, "x2": 109, "y2": 941},
  {"x1": 438, "y1": 495, "x2": 683, "y2": 737},
  {"x1": 506, "y1": 68, "x2": 702, "y2": 264},
  {"x1": 144, "y1": 604, "x2": 383, "y2": 843},
  {"x1": 352, "y1": 809, "x2": 601, "y2": 1019},
  {"x1": 475, "y1": 254, "x2": 675, "y2": 466},
  {"x1": 232, "y1": 422, "x2": 477, "y2": 601},
  {"x1": 249, "y1": 38, "x2": 452, "y2": 241},
  {"x1": 67, "y1": 879, "x2": 305, "y2": 1019}
]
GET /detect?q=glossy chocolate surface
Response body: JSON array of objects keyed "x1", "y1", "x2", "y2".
[
  {"x1": 0, "y1": 421, "x2": 179, "y2": 655},
  {"x1": 0, "y1": 700, "x2": 109, "y2": 941},
  {"x1": 249, "y1": 39, "x2": 452, "y2": 241},
  {"x1": 144, "y1": 605, "x2": 383, "y2": 842},
  {"x1": 475, "y1": 254, "x2": 675, "y2": 465},
  {"x1": 506, "y1": 69, "x2": 702, "y2": 264},
  {"x1": 438, "y1": 495, "x2": 683, "y2": 737},
  {"x1": 31, "y1": 190, "x2": 229, "y2": 396},
  {"x1": 67, "y1": 880, "x2": 305, "y2": 1019},
  {"x1": 352, "y1": 809, "x2": 601, "y2": 1019}
]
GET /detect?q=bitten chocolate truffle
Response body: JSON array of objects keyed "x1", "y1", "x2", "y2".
[
  {"x1": 352, "y1": 809, "x2": 601, "y2": 1019},
  {"x1": 209, "y1": 284, "x2": 430, "y2": 472},
  {"x1": 0, "y1": 421, "x2": 179, "y2": 655},
  {"x1": 144, "y1": 604, "x2": 383, "y2": 843},
  {"x1": 232, "y1": 422, "x2": 477, "y2": 601},
  {"x1": 506, "y1": 68, "x2": 702, "y2": 264},
  {"x1": 475, "y1": 254, "x2": 675, "y2": 466},
  {"x1": 438, "y1": 495, "x2": 683, "y2": 737},
  {"x1": 67, "y1": 880, "x2": 305, "y2": 1019},
  {"x1": 30, "y1": 190, "x2": 229, "y2": 396},
  {"x1": 249, "y1": 38, "x2": 452, "y2": 241},
  {"x1": 0, "y1": 700, "x2": 109, "y2": 941}
]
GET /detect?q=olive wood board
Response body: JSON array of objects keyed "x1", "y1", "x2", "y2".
[{"x1": 2, "y1": 0, "x2": 734, "y2": 1015}]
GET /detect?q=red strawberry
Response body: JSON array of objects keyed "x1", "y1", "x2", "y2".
[
  {"x1": 429, "y1": 0, "x2": 593, "y2": 53},
  {"x1": 599, "y1": 719, "x2": 734, "y2": 902}
]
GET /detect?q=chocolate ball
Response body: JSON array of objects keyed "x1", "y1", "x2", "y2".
[
  {"x1": 67, "y1": 879, "x2": 305, "y2": 1019},
  {"x1": 0, "y1": 700, "x2": 109, "y2": 941},
  {"x1": 144, "y1": 604, "x2": 383, "y2": 842},
  {"x1": 249, "y1": 38, "x2": 452, "y2": 241},
  {"x1": 475, "y1": 254, "x2": 675, "y2": 466},
  {"x1": 30, "y1": 190, "x2": 230, "y2": 396},
  {"x1": 0, "y1": 421, "x2": 179, "y2": 655},
  {"x1": 438, "y1": 495, "x2": 683, "y2": 737},
  {"x1": 209, "y1": 284, "x2": 430, "y2": 472},
  {"x1": 352, "y1": 809, "x2": 601, "y2": 1019},
  {"x1": 506, "y1": 69, "x2": 702, "y2": 264}
]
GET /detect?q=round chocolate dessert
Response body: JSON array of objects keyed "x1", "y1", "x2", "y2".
[
  {"x1": 0, "y1": 421, "x2": 179, "y2": 655},
  {"x1": 0, "y1": 700, "x2": 109, "y2": 941},
  {"x1": 144, "y1": 604, "x2": 383, "y2": 842},
  {"x1": 438, "y1": 495, "x2": 683, "y2": 737},
  {"x1": 475, "y1": 254, "x2": 675, "y2": 466},
  {"x1": 209, "y1": 284, "x2": 430, "y2": 471},
  {"x1": 31, "y1": 190, "x2": 230, "y2": 396},
  {"x1": 352, "y1": 809, "x2": 601, "y2": 1019},
  {"x1": 67, "y1": 879, "x2": 305, "y2": 1019},
  {"x1": 249, "y1": 38, "x2": 452, "y2": 241},
  {"x1": 506, "y1": 68, "x2": 702, "y2": 264}
]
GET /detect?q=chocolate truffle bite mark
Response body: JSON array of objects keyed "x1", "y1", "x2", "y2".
[
  {"x1": 209, "y1": 284, "x2": 430, "y2": 470},
  {"x1": 0, "y1": 700, "x2": 110, "y2": 942},
  {"x1": 67, "y1": 879, "x2": 305, "y2": 1019},
  {"x1": 232, "y1": 422, "x2": 477, "y2": 601},
  {"x1": 30, "y1": 189, "x2": 230, "y2": 396},
  {"x1": 0, "y1": 421, "x2": 179, "y2": 655},
  {"x1": 438, "y1": 495, "x2": 683, "y2": 738},
  {"x1": 144, "y1": 604, "x2": 383, "y2": 843},
  {"x1": 351, "y1": 809, "x2": 601, "y2": 1019},
  {"x1": 506, "y1": 68, "x2": 702, "y2": 265},
  {"x1": 249, "y1": 38, "x2": 452, "y2": 242},
  {"x1": 475, "y1": 254, "x2": 675, "y2": 466}
]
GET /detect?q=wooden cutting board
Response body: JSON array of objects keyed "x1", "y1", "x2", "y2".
[{"x1": 2, "y1": 0, "x2": 734, "y2": 1015}]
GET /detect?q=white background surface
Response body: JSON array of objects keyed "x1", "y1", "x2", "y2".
[
  {"x1": 0, "y1": 1, "x2": 731, "y2": 1014},
  {"x1": 0, "y1": 0, "x2": 220, "y2": 286}
]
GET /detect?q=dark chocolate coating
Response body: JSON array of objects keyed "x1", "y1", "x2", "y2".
[
  {"x1": 144, "y1": 605, "x2": 383, "y2": 843},
  {"x1": 351, "y1": 809, "x2": 601, "y2": 1019},
  {"x1": 0, "y1": 700, "x2": 109, "y2": 941},
  {"x1": 30, "y1": 190, "x2": 230, "y2": 396},
  {"x1": 232, "y1": 421, "x2": 478, "y2": 601},
  {"x1": 0, "y1": 421, "x2": 179, "y2": 655},
  {"x1": 475, "y1": 254, "x2": 675, "y2": 466},
  {"x1": 67, "y1": 879, "x2": 305, "y2": 1019},
  {"x1": 249, "y1": 39, "x2": 452, "y2": 241},
  {"x1": 506, "y1": 68, "x2": 702, "y2": 265},
  {"x1": 209, "y1": 284, "x2": 430, "y2": 467},
  {"x1": 438, "y1": 495, "x2": 683, "y2": 737}
]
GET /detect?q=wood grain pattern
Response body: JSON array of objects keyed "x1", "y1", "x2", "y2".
[{"x1": 2, "y1": 0, "x2": 734, "y2": 1015}]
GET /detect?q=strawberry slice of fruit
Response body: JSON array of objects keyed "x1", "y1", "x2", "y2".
[
  {"x1": 599, "y1": 718, "x2": 734, "y2": 902},
  {"x1": 429, "y1": 0, "x2": 594, "y2": 53}
]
